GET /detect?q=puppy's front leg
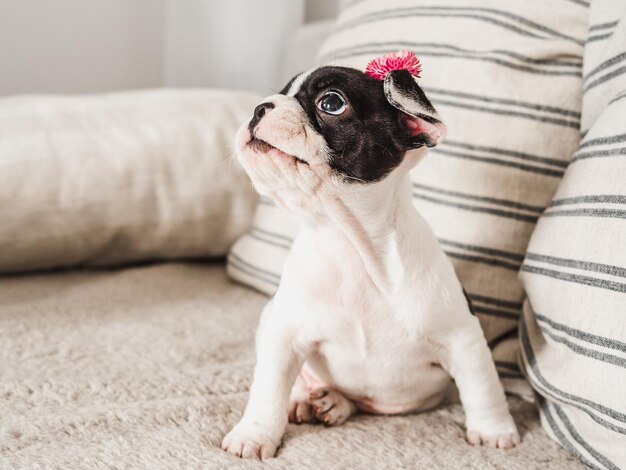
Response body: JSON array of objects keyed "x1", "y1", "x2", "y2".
[
  {"x1": 222, "y1": 303, "x2": 306, "y2": 460},
  {"x1": 445, "y1": 316, "x2": 520, "y2": 449}
]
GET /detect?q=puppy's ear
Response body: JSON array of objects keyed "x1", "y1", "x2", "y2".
[{"x1": 384, "y1": 70, "x2": 446, "y2": 149}]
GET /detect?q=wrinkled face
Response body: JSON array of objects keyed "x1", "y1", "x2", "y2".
[{"x1": 235, "y1": 66, "x2": 444, "y2": 202}]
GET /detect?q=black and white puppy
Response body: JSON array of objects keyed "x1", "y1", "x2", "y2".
[{"x1": 222, "y1": 64, "x2": 519, "y2": 459}]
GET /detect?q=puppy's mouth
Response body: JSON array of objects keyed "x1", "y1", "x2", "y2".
[{"x1": 247, "y1": 137, "x2": 308, "y2": 165}]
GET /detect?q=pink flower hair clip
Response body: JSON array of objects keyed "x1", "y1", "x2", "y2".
[{"x1": 364, "y1": 50, "x2": 422, "y2": 80}]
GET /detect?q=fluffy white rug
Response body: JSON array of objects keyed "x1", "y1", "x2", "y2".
[{"x1": 0, "y1": 263, "x2": 583, "y2": 469}]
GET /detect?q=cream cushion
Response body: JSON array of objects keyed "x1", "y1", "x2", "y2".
[{"x1": 0, "y1": 89, "x2": 260, "y2": 272}]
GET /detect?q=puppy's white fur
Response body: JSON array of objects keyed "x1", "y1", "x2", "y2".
[{"x1": 222, "y1": 91, "x2": 519, "y2": 460}]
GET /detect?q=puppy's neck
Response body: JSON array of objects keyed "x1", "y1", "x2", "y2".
[{"x1": 300, "y1": 168, "x2": 421, "y2": 296}]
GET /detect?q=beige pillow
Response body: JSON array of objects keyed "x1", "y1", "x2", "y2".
[
  {"x1": 0, "y1": 89, "x2": 260, "y2": 273},
  {"x1": 227, "y1": 0, "x2": 587, "y2": 379}
]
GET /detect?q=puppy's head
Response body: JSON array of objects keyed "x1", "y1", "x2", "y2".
[{"x1": 235, "y1": 64, "x2": 445, "y2": 205}]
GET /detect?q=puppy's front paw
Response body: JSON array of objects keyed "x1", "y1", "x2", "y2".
[
  {"x1": 221, "y1": 421, "x2": 280, "y2": 460},
  {"x1": 466, "y1": 420, "x2": 520, "y2": 449}
]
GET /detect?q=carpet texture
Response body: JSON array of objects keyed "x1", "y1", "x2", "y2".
[{"x1": 0, "y1": 263, "x2": 584, "y2": 469}]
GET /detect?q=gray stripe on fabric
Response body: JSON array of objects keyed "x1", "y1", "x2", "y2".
[
  {"x1": 588, "y1": 21, "x2": 618, "y2": 32},
  {"x1": 525, "y1": 253, "x2": 626, "y2": 278},
  {"x1": 439, "y1": 238, "x2": 525, "y2": 261},
  {"x1": 430, "y1": 148, "x2": 565, "y2": 177},
  {"x1": 252, "y1": 226, "x2": 295, "y2": 243},
  {"x1": 541, "y1": 327, "x2": 626, "y2": 369},
  {"x1": 572, "y1": 146, "x2": 626, "y2": 161},
  {"x1": 521, "y1": 319, "x2": 626, "y2": 433},
  {"x1": 488, "y1": 328, "x2": 520, "y2": 349},
  {"x1": 536, "y1": 313, "x2": 626, "y2": 352},
  {"x1": 413, "y1": 182, "x2": 545, "y2": 212},
  {"x1": 554, "y1": 404, "x2": 621, "y2": 470},
  {"x1": 587, "y1": 33, "x2": 613, "y2": 43},
  {"x1": 584, "y1": 66, "x2": 626, "y2": 92},
  {"x1": 341, "y1": 6, "x2": 584, "y2": 44},
  {"x1": 471, "y1": 305, "x2": 519, "y2": 319},
  {"x1": 549, "y1": 194, "x2": 626, "y2": 207},
  {"x1": 561, "y1": 0, "x2": 590, "y2": 7},
  {"x1": 413, "y1": 193, "x2": 540, "y2": 222},
  {"x1": 498, "y1": 371, "x2": 525, "y2": 379},
  {"x1": 442, "y1": 140, "x2": 568, "y2": 167},
  {"x1": 429, "y1": 98, "x2": 580, "y2": 128},
  {"x1": 466, "y1": 293, "x2": 523, "y2": 310},
  {"x1": 228, "y1": 258, "x2": 280, "y2": 287},
  {"x1": 425, "y1": 87, "x2": 581, "y2": 118},
  {"x1": 430, "y1": 6, "x2": 583, "y2": 42},
  {"x1": 584, "y1": 52, "x2": 626, "y2": 81},
  {"x1": 521, "y1": 265, "x2": 626, "y2": 293},
  {"x1": 342, "y1": 12, "x2": 547, "y2": 40},
  {"x1": 609, "y1": 91, "x2": 626, "y2": 105},
  {"x1": 445, "y1": 251, "x2": 521, "y2": 271},
  {"x1": 539, "y1": 397, "x2": 603, "y2": 470},
  {"x1": 579, "y1": 132, "x2": 626, "y2": 149},
  {"x1": 542, "y1": 208, "x2": 626, "y2": 219},
  {"x1": 229, "y1": 253, "x2": 281, "y2": 282},
  {"x1": 495, "y1": 360, "x2": 520, "y2": 371},
  {"x1": 248, "y1": 232, "x2": 291, "y2": 251}
]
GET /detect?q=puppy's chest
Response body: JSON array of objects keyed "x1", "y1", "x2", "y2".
[
  {"x1": 311, "y1": 308, "x2": 447, "y2": 403},
  {"x1": 317, "y1": 303, "x2": 439, "y2": 363},
  {"x1": 290, "y1": 237, "x2": 430, "y2": 341},
  {"x1": 304, "y1": 270, "x2": 439, "y2": 370}
]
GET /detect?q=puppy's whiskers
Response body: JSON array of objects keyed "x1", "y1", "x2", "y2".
[{"x1": 342, "y1": 174, "x2": 368, "y2": 184}]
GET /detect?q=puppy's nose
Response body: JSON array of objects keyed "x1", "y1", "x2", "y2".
[
  {"x1": 254, "y1": 102, "x2": 274, "y2": 120},
  {"x1": 249, "y1": 102, "x2": 275, "y2": 132}
]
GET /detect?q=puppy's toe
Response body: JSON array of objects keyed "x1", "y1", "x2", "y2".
[
  {"x1": 221, "y1": 423, "x2": 279, "y2": 460},
  {"x1": 497, "y1": 431, "x2": 521, "y2": 449},
  {"x1": 466, "y1": 428, "x2": 520, "y2": 449},
  {"x1": 466, "y1": 430, "x2": 483, "y2": 446},
  {"x1": 288, "y1": 400, "x2": 315, "y2": 424},
  {"x1": 309, "y1": 388, "x2": 354, "y2": 426}
]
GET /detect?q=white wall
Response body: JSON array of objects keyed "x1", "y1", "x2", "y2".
[
  {"x1": 0, "y1": 0, "x2": 339, "y2": 97},
  {"x1": 163, "y1": 0, "x2": 305, "y2": 94},
  {"x1": 0, "y1": 0, "x2": 164, "y2": 96}
]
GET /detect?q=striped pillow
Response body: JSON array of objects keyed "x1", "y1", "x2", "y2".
[
  {"x1": 228, "y1": 0, "x2": 587, "y2": 378},
  {"x1": 520, "y1": 0, "x2": 626, "y2": 467}
]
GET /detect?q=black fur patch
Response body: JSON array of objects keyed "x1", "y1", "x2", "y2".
[{"x1": 279, "y1": 66, "x2": 435, "y2": 183}]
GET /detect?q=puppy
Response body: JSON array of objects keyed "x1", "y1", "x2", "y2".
[{"x1": 222, "y1": 57, "x2": 520, "y2": 460}]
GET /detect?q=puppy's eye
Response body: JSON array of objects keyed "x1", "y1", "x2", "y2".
[{"x1": 317, "y1": 92, "x2": 346, "y2": 115}]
